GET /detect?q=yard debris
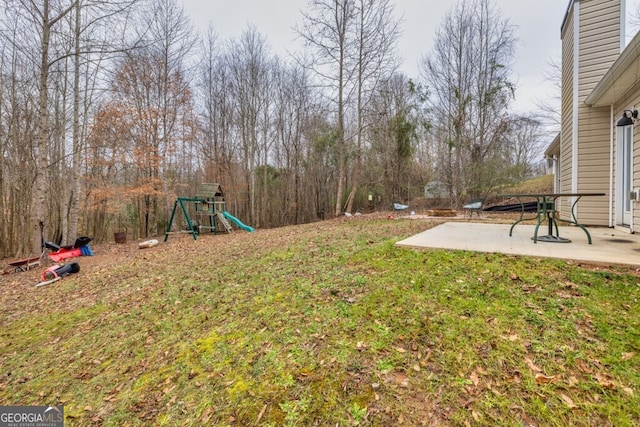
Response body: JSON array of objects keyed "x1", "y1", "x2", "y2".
[
  {"x1": 47, "y1": 237, "x2": 93, "y2": 262},
  {"x1": 36, "y1": 277, "x2": 62, "y2": 288},
  {"x1": 36, "y1": 262, "x2": 80, "y2": 287},
  {"x1": 42, "y1": 262, "x2": 80, "y2": 281},
  {"x1": 139, "y1": 239, "x2": 159, "y2": 249},
  {"x1": 8, "y1": 257, "x2": 41, "y2": 273}
]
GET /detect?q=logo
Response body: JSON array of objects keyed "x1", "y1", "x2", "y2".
[{"x1": 0, "y1": 406, "x2": 64, "y2": 427}]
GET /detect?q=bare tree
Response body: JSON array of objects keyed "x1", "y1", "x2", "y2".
[
  {"x1": 271, "y1": 61, "x2": 319, "y2": 224},
  {"x1": 67, "y1": 0, "x2": 140, "y2": 244},
  {"x1": 298, "y1": 0, "x2": 354, "y2": 216},
  {"x1": 196, "y1": 24, "x2": 328, "y2": 227},
  {"x1": 421, "y1": 0, "x2": 516, "y2": 202},
  {"x1": 0, "y1": 0, "x2": 144, "y2": 256},
  {"x1": 344, "y1": 0, "x2": 400, "y2": 214},
  {"x1": 84, "y1": 0, "x2": 195, "y2": 237},
  {"x1": 534, "y1": 55, "x2": 561, "y2": 133},
  {"x1": 0, "y1": 15, "x2": 40, "y2": 256},
  {"x1": 196, "y1": 24, "x2": 239, "y2": 196},
  {"x1": 507, "y1": 114, "x2": 545, "y2": 181},
  {"x1": 225, "y1": 26, "x2": 274, "y2": 227},
  {"x1": 21, "y1": 0, "x2": 78, "y2": 255},
  {"x1": 366, "y1": 74, "x2": 427, "y2": 206}
]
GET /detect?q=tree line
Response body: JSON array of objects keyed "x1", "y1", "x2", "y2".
[{"x1": 0, "y1": 0, "x2": 547, "y2": 258}]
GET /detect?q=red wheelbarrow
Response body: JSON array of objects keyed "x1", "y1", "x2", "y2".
[{"x1": 8, "y1": 257, "x2": 41, "y2": 272}]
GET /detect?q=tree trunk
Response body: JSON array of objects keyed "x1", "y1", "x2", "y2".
[
  {"x1": 68, "y1": 0, "x2": 82, "y2": 243},
  {"x1": 32, "y1": 0, "x2": 52, "y2": 256}
]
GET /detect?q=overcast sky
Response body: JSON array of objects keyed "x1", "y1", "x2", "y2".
[{"x1": 180, "y1": 1, "x2": 572, "y2": 114}]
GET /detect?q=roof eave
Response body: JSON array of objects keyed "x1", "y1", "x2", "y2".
[
  {"x1": 586, "y1": 32, "x2": 640, "y2": 107},
  {"x1": 561, "y1": 0, "x2": 576, "y2": 35},
  {"x1": 544, "y1": 133, "x2": 561, "y2": 158}
]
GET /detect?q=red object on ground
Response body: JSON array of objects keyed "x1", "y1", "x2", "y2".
[
  {"x1": 42, "y1": 265, "x2": 61, "y2": 281},
  {"x1": 48, "y1": 247, "x2": 82, "y2": 262},
  {"x1": 9, "y1": 257, "x2": 41, "y2": 272}
]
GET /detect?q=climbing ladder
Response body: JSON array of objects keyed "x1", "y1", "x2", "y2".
[{"x1": 217, "y1": 212, "x2": 233, "y2": 233}]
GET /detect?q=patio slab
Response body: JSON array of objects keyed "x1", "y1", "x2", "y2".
[{"x1": 396, "y1": 222, "x2": 640, "y2": 268}]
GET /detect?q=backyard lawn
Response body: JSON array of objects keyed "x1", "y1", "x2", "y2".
[{"x1": 1, "y1": 216, "x2": 639, "y2": 426}]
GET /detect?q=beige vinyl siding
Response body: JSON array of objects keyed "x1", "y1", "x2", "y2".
[
  {"x1": 576, "y1": 107, "x2": 611, "y2": 225},
  {"x1": 560, "y1": 5, "x2": 574, "y2": 204},
  {"x1": 571, "y1": 0, "x2": 620, "y2": 225},
  {"x1": 578, "y1": 0, "x2": 620, "y2": 96}
]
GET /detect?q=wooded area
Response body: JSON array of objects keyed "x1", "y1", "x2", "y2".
[{"x1": 0, "y1": 0, "x2": 547, "y2": 258}]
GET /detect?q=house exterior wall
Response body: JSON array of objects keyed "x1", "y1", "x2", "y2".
[
  {"x1": 560, "y1": 5, "x2": 575, "y2": 215},
  {"x1": 560, "y1": 0, "x2": 621, "y2": 225},
  {"x1": 613, "y1": 86, "x2": 640, "y2": 230}
]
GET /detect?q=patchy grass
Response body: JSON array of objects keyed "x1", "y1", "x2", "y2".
[
  {"x1": 1, "y1": 217, "x2": 639, "y2": 426},
  {"x1": 499, "y1": 175, "x2": 554, "y2": 195}
]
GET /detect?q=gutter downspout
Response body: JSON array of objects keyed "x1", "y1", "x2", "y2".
[
  {"x1": 609, "y1": 105, "x2": 614, "y2": 228},
  {"x1": 632, "y1": 121, "x2": 635, "y2": 234},
  {"x1": 614, "y1": 0, "x2": 623, "y2": 229},
  {"x1": 621, "y1": 0, "x2": 632, "y2": 233}
]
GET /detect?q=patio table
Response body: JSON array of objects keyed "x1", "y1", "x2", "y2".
[{"x1": 500, "y1": 192, "x2": 605, "y2": 244}]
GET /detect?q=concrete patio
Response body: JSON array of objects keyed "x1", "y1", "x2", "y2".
[{"x1": 396, "y1": 221, "x2": 640, "y2": 268}]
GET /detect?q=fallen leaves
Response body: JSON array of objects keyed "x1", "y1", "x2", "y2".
[
  {"x1": 524, "y1": 357, "x2": 542, "y2": 373},
  {"x1": 535, "y1": 375, "x2": 558, "y2": 388},
  {"x1": 594, "y1": 373, "x2": 616, "y2": 390},
  {"x1": 518, "y1": 354, "x2": 637, "y2": 410},
  {"x1": 387, "y1": 371, "x2": 409, "y2": 387},
  {"x1": 621, "y1": 352, "x2": 635, "y2": 361},
  {"x1": 102, "y1": 393, "x2": 117, "y2": 402},
  {"x1": 560, "y1": 393, "x2": 577, "y2": 408},
  {"x1": 501, "y1": 333, "x2": 519, "y2": 342},
  {"x1": 199, "y1": 407, "x2": 214, "y2": 424},
  {"x1": 469, "y1": 370, "x2": 480, "y2": 387},
  {"x1": 255, "y1": 404, "x2": 267, "y2": 424},
  {"x1": 2, "y1": 219, "x2": 639, "y2": 426}
]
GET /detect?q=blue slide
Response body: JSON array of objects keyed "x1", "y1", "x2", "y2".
[{"x1": 222, "y1": 211, "x2": 255, "y2": 232}]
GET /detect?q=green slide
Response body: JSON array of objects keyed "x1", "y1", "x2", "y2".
[{"x1": 222, "y1": 211, "x2": 255, "y2": 232}]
